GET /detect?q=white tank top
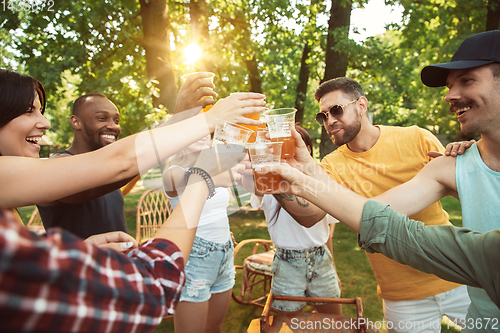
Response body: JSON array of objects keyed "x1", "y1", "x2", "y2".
[
  {"x1": 165, "y1": 184, "x2": 231, "y2": 244},
  {"x1": 251, "y1": 194, "x2": 336, "y2": 250}
]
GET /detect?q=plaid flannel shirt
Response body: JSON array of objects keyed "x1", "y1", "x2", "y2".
[{"x1": 0, "y1": 209, "x2": 185, "y2": 333}]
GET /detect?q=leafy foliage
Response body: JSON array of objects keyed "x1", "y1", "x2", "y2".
[
  {"x1": 350, "y1": 0, "x2": 489, "y2": 141},
  {"x1": 0, "y1": 0, "x2": 492, "y2": 147}
]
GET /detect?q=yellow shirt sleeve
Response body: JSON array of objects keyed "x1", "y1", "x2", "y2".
[{"x1": 121, "y1": 175, "x2": 141, "y2": 197}]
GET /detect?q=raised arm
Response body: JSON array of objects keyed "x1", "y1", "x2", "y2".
[
  {"x1": 154, "y1": 144, "x2": 246, "y2": 259},
  {"x1": 0, "y1": 93, "x2": 265, "y2": 208},
  {"x1": 259, "y1": 128, "x2": 327, "y2": 227},
  {"x1": 265, "y1": 128, "x2": 459, "y2": 224},
  {"x1": 39, "y1": 152, "x2": 137, "y2": 205},
  {"x1": 42, "y1": 74, "x2": 217, "y2": 206},
  {"x1": 373, "y1": 155, "x2": 458, "y2": 216},
  {"x1": 358, "y1": 200, "x2": 499, "y2": 305},
  {"x1": 256, "y1": 156, "x2": 499, "y2": 305}
]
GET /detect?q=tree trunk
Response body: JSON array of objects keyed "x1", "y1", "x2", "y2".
[
  {"x1": 294, "y1": 41, "x2": 311, "y2": 125},
  {"x1": 189, "y1": 0, "x2": 213, "y2": 72},
  {"x1": 220, "y1": 11, "x2": 263, "y2": 93},
  {"x1": 245, "y1": 56, "x2": 263, "y2": 93},
  {"x1": 319, "y1": 0, "x2": 352, "y2": 159},
  {"x1": 139, "y1": 0, "x2": 177, "y2": 112},
  {"x1": 486, "y1": 0, "x2": 500, "y2": 31}
]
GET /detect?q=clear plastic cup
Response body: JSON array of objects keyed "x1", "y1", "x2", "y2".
[
  {"x1": 181, "y1": 72, "x2": 215, "y2": 112},
  {"x1": 247, "y1": 141, "x2": 283, "y2": 192},
  {"x1": 239, "y1": 111, "x2": 260, "y2": 143},
  {"x1": 212, "y1": 119, "x2": 253, "y2": 146},
  {"x1": 264, "y1": 108, "x2": 297, "y2": 158}
]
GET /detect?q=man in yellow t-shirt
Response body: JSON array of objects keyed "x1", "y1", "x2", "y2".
[{"x1": 316, "y1": 77, "x2": 469, "y2": 332}]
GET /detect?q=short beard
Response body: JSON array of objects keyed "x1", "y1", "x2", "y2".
[
  {"x1": 82, "y1": 124, "x2": 104, "y2": 151},
  {"x1": 331, "y1": 118, "x2": 361, "y2": 147}
]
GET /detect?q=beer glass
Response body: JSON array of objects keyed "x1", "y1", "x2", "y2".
[
  {"x1": 247, "y1": 141, "x2": 283, "y2": 193},
  {"x1": 264, "y1": 108, "x2": 297, "y2": 158},
  {"x1": 181, "y1": 72, "x2": 215, "y2": 112},
  {"x1": 255, "y1": 113, "x2": 269, "y2": 143},
  {"x1": 212, "y1": 119, "x2": 253, "y2": 146},
  {"x1": 239, "y1": 111, "x2": 260, "y2": 143}
]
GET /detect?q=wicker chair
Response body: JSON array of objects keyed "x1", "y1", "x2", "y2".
[
  {"x1": 135, "y1": 188, "x2": 173, "y2": 244},
  {"x1": 254, "y1": 293, "x2": 377, "y2": 333},
  {"x1": 26, "y1": 207, "x2": 46, "y2": 235},
  {"x1": 232, "y1": 239, "x2": 275, "y2": 308}
]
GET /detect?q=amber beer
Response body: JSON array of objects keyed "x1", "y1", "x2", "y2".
[
  {"x1": 248, "y1": 141, "x2": 283, "y2": 193},
  {"x1": 200, "y1": 96, "x2": 213, "y2": 112},
  {"x1": 254, "y1": 169, "x2": 282, "y2": 192},
  {"x1": 264, "y1": 108, "x2": 297, "y2": 159},
  {"x1": 240, "y1": 111, "x2": 260, "y2": 143},
  {"x1": 271, "y1": 136, "x2": 295, "y2": 159}
]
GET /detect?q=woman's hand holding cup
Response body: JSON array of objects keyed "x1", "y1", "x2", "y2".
[{"x1": 205, "y1": 93, "x2": 266, "y2": 133}]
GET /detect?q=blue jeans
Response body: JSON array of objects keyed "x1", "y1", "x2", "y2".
[
  {"x1": 271, "y1": 244, "x2": 340, "y2": 312},
  {"x1": 179, "y1": 236, "x2": 235, "y2": 303}
]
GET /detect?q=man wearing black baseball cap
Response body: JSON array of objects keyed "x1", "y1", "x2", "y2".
[
  {"x1": 373, "y1": 30, "x2": 500, "y2": 332},
  {"x1": 421, "y1": 30, "x2": 500, "y2": 87}
]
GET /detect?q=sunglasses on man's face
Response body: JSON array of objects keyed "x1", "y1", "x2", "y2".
[{"x1": 315, "y1": 98, "x2": 359, "y2": 126}]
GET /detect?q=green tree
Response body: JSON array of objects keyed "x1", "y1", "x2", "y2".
[
  {"x1": 319, "y1": 0, "x2": 354, "y2": 158},
  {"x1": 10, "y1": 0, "x2": 479, "y2": 151},
  {"x1": 347, "y1": 0, "x2": 492, "y2": 142}
]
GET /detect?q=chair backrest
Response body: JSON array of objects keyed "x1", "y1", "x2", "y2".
[
  {"x1": 136, "y1": 188, "x2": 173, "y2": 243},
  {"x1": 26, "y1": 207, "x2": 46, "y2": 235}
]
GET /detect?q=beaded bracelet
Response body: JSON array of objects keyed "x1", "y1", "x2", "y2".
[{"x1": 184, "y1": 167, "x2": 216, "y2": 199}]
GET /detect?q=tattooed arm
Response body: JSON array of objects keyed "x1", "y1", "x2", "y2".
[{"x1": 272, "y1": 194, "x2": 327, "y2": 228}]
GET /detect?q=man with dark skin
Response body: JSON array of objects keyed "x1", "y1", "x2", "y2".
[
  {"x1": 37, "y1": 93, "x2": 131, "y2": 240},
  {"x1": 68, "y1": 94, "x2": 121, "y2": 153}
]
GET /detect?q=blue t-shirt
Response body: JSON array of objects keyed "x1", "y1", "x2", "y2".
[{"x1": 456, "y1": 143, "x2": 500, "y2": 332}]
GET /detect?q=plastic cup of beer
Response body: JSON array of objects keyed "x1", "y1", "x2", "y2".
[
  {"x1": 255, "y1": 114, "x2": 269, "y2": 143},
  {"x1": 212, "y1": 119, "x2": 253, "y2": 146},
  {"x1": 247, "y1": 141, "x2": 283, "y2": 193},
  {"x1": 181, "y1": 72, "x2": 215, "y2": 112},
  {"x1": 255, "y1": 129, "x2": 269, "y2": 143},
  {"x1": 240, "y1": 111, "x2": 260, "y2": 143},
  {"x1": 264, "y1": 108, "x2": 297, "y2": 158}
]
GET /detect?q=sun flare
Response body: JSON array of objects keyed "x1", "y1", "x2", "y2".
[{"x1": 184, "y1": 44, "x2": 202, "y2": 64}]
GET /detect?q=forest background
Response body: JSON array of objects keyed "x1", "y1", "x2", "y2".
[{"x1": 1, "y1": 0, "x2": 497, "y2": 157}]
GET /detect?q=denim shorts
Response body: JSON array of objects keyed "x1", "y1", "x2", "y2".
[
  {"x1": 271, "y1": 244, "x2": 340, "y2": 312},
  {"x1": 179, "y1": 236, "x2": 235, "y2": 303}
]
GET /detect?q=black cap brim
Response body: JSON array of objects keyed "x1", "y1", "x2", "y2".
[{"x1": 421, "y1": 60, "x2": 494, "y2": 87}]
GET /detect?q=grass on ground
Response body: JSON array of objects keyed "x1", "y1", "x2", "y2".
[{"x1": 17, "y1": 189, "x2": 463, "y2": 333}]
